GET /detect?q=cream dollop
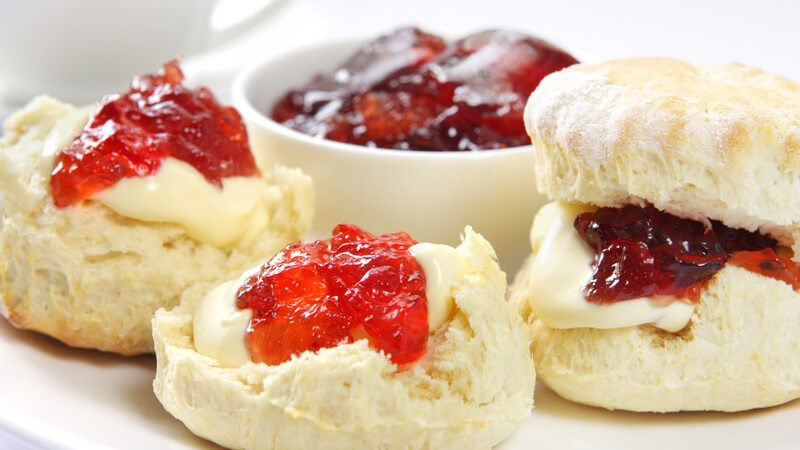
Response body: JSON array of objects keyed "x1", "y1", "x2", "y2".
[
  {"x1": 409, "y1": 242, "x2": 461, "y2": 332},
  {"x1": 193, "y1": 242, "x2": 463, "y2": 367},
  {"x1": 41, "y1": 102, "x2": 273, "y2": 249},
  {"x1": 40, "y1": 105, "x2": 93, "y2": 172},
  {"x1": 193, "y1": 268, "x2": 258, "y2": 368},
  {"x1": 95, "y1": 158, "x2": 278, "y2": 248},
  {"x1": 527, "y1": 201, "x2": 695, "y2": 333}
]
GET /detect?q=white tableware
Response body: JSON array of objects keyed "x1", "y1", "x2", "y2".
[
  {"x1": 0, "y1": 0, "x2": 278, "y2": 105},
  {"x1": 1, "y1": 317, "x2": 798, "y2": 450},
  {"x1": 232, "y1": 40, "x2": 545, "y2": 272}
]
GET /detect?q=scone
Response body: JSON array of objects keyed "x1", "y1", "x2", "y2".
[
  {"x1": 0, "y1": 62, "x2": 313, "y2": 355},
  {"x1": 510, "y1": 57, "x2": 800, "y2": 412},
  {"x1": 153, "y1": 225, "x2": 534, "y2": 449}
]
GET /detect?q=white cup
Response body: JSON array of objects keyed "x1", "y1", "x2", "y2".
[{"x1": 0, "y1": 0, "x2": 278, "y2": 105}]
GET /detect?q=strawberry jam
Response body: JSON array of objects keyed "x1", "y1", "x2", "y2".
[
  {"x1": 727, "y1": 249, "x2": 800, "y2": 290},
  {"x1": 271, "y1": 27, "x2": 577, "y2": 151},
  {"x1": 236, "y1": 224, "x2": 428, "y2": 366},
  {"x1": 50, "y1": 60, "x2": 258, "y2": 207},
  {"x1": 574, "y1": 204, "x2": 800, "y2": 303}
]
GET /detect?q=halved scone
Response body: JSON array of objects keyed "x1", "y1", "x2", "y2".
[
  {"x1": 0, "y1": 63, "x2": 313, "y2": 355},
  {"x1": 153, "y1": 227, "x2": 534, "y2": 449}
]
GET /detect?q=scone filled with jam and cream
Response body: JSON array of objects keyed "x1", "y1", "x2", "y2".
[
  {"x1": 153, "y1": 225, "x2": 534, "y2": 450},
  {"x1": 0, "y1": 61, "x2": 313, "y2": 355},
  {"x1": 510, "y1": 57, "x2": 800, "y2": 412}
]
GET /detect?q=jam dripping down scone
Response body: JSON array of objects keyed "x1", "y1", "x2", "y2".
[
  {"x1": 153, "y1": 226, "x2": 534, "y2": 450},
  {"x1": 0, "y1": 62, "x2": 312, "y2": 354}
]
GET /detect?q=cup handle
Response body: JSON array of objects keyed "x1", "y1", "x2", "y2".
[{"x1": 202, "y1": 0, "x2": 286, "y2": 48}]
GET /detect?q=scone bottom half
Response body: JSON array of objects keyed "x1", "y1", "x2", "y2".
[
  {"x1": 513, "y1": 57, "x2": 800, "y2": 413},
  {"x1": 153, "y1": 225, "x2": 535, "y2": 450},
  {"x1": 0, "y1": 61, "x2": 313, "y2": 355}
]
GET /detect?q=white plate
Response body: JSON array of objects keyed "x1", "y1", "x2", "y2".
[{"x1": 1, "y1": 316, "x2": 798, "y2": 450}]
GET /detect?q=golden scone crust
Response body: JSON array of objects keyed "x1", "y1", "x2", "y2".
[
  {"x1": 0, "y1": 96, "x2": 313, "y2": 355},
  {"x1": 153, "y1": 229, "x2": 535, "y2": 450},
  {"x1": 525, "y1": 58, "x2": 800, "y2": 246},
  {"x1": 510, "y1": 255, "x2": 800, "y2": 412}
]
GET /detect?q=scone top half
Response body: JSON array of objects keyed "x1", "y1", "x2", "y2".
[{"x1": 525, "y1": 57, "x2": 800, "y2": 247}]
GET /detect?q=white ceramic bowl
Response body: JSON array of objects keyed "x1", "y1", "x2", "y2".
[{"x1": 232, "y1": 40, "x2": 547, "y2": 272}]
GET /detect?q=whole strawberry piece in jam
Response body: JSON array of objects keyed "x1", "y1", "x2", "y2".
[
  {"x1": 271, "y1": 28, "x2": 577, "y2": 150},
  {"x1": 236, "y1": 224, "x2": 429, "y2": 366},
  {"x1": 50, "y1": 60, "x2": 258, "y2": 207}
]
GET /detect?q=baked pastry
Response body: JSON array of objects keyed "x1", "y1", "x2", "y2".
[
  {"x1": 153, "y1": 225, "x2": 534, "y2": 449},
  {"x1": 0, "y1": 63, "x2": 313, "y2": 355},
  {"x1": 510, "y1": 57, "x2": 800, "y2": 412}
]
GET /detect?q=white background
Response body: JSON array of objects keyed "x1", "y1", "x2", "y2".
[
  {"x1": 3, "y1": 0, "x2": 800, "y2": 109},
  {"x1": 1, "y1": 0, "x2": 799, "y2": 448},
  {"x1": 185, "y1": 0, "x2": 800, "y2": 98}
]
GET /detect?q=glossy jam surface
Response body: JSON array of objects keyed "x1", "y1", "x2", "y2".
[
  {"x1": 236, "y1": 224, "x2": 428, "y2": 366},
  {"x1": 574, "y1": 205, "x2": 798, "y2": 303},
  {"x1": 271, "y1": 27, "x2": 578, "y2": 151},
  {"x1": 50, "y1": 61, "x2": 258, "y2": 207}
]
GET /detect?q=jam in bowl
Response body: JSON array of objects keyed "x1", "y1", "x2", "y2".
[
  {"x1": 271, "y1": 27, "x2": 577, "y2": 151},
  {"x1": 232, "y1": 28, "x2": 577, "y2": 272}
]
